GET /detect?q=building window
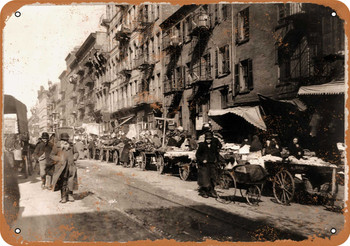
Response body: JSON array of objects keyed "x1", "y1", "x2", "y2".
[
  {"x1": 220, "y1": 88, "x2": 228, "y2": 108},
  {"x1": 155, "y1": 4, "x2": 160, "y2": 20},
  {"x1": 235, "y1": 59, "x2": 253, "y2": 93},
  {"x1": 279, "y1": 36, "x2": 311, "y2": 83},
  {"x1": 216, "y1": 45, "x2": 230, "y2": 77},
  {"x1": 222, "y1": 4, "x2": 230, "y2": 21},
  {"x1": 236, "y1": 7, "x2": 249, "y2": 44}
]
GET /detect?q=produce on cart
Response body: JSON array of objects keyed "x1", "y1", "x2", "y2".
[{"x1": 163, "y1": 148, "x2": 196, "y2": 180}]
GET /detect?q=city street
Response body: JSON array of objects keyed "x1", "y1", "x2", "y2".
[{"x1": 11, "y1": 159, "x2": 344, "y2": 243}]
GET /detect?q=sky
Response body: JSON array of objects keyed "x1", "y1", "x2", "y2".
[{"x1": 3, "y1": 3, "x2": 106, "y2": 115}]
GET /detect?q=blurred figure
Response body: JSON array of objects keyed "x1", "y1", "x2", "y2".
[
  {"x1": 50, "y1": 133, "x2": 79, "y2": 203},
  {"x1": 88, "y1": 138, "x2": 95, "y2": 159},
  {"x1": 288, "y1": 137, "x2": 304, "y2": 159},
  {"x1": 75, "y1": 138, "x2": 85, "y2": 160},
  {"x1": 33, "y1": 132, "x2": 52, "y2": 189},
  {"x1": 250, "y1": 135, "x2": 262, "y2": 152},
  {"x1": 263, "y1": 139, "x2": 281, "y2": 157}
]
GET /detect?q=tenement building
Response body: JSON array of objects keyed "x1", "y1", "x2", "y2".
[
  {"x1": 101, "y1": 4, "x2": 179, "y2": 135},
  {"x1": 51, "y1": 3, "x2": 344, "y2": 146}
]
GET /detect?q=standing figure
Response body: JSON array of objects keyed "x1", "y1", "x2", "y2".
[
  {"x1": 195, "y1": 132, "x2": 221, "y2": 198},
  {"x1": 75, "y1": 138, "x2": 85, "y2": 160},
  {"x1": 88, "y1": 138, "x2": 95, "y2": 159},
  {"x1": 33, "y1": 132, "x2": 52, "y2": 189},
  {"x1": 50, "y1": 133, "x2": 79, "y2": 203}
]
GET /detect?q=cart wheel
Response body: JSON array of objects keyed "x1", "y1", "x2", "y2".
[
  {"x1": 215, "y1": 171, "x2": 237, "y2": 204},
  {"x1": 156, "y1": 155, "x2": 165, "y2": 174},
  {"x1": 140, "y1": 152, "x2": 147, "y2": 171},
  {"x1": 113, "y1": 151, "x2": 119, "y2": 165},
  {"x1": 129, "y1": 152, "x2": 135, "y2": 168},
  {"x1": 273, "y1": 170, "x2": 295, "y2": 205},
  {"x1": 179, "y1": 164, "x2": 191, "y2": 181},
  {"x1": 246, "y1": 185, "x2": 261, "y2": 206}
]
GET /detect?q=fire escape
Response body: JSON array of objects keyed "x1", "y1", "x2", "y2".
[
  {"x1": 135, "y1": 5, "x2": 156, "y2": 106},
  {"x1": 276, "y1": 3, "x2": 343, "y2": 88},
  {"x1": 187, "y1": 8, "x2": 213, "y2": 120},
  {"x1": 163, "y1": 27, "x2": 184, "y2": 116}
]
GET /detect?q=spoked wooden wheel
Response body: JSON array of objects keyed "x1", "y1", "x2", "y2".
[
  {"x1": 156, "y1": 155, "x2": 165, "y2": 174},
  {"x1": 140, "y1": 152, "x2": 147, "y2": 171},
  {"x1": 179, "y1": 164, "x2": 191, "y2": 181},
  {"x1": 215, "y1": 171, "x2": 237, "y2": 204},
  {"x1": 113, "y1": 151, "x2": 119, "y2": 165},
  {"x1": 273, "y1": 170, "x2": 295, "y2": 205},
  {"x1": 246, "y1": 185, "x2": 261, "y2": 206}
]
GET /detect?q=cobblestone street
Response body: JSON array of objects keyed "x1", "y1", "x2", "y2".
[{"x1": 9, "y1": 159, "x2": 344, "y2": 243}]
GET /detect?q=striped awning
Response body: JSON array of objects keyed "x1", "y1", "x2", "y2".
[
  {"x1": 298, "y1": 80, "x2": 345, "y2": 95},
  {"x1": 208, "y1": 106, "x2": 267, "y2": 131}
]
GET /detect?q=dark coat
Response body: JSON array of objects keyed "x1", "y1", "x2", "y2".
[
  {"x1": 120, "y1": 141, "x2": 131, "y2": 163},
  {"x1": 34, "y1": 141, "x2": 55, "y2": 175},
  {"x1": 33, "y1": 141, "x2": 52, "y2": 162},
  {"x1": 196, "y1": 139, "x2": 221, "y2": 187},
  {"x1": 50, "y1": 141, "x2": 79, "y2": 192},
  {"x1": 289, "y1": 143, "x2": 304, "y2": 159}
]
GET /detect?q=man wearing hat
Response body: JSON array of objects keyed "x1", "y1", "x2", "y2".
[
  {"x1": 50, "y1": 133, "x2": 79, "y2": 203},
  {"x1": 195, "y1": 131, "x2": 222, "y2": 198},
  {"x1": 33, "y1": 132, "x2": 53, "y2": 189}
]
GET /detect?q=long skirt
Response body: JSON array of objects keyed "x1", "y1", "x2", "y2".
[{"x1": 197, "y1": 162, "x2": 217, "y2": 188}]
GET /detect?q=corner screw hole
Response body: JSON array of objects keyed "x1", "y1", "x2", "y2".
[
  {"x1": 15, "y1": 11, "x2": 21, "y2": 17},
  {"x1": 331, "y1": 12, "x2": 337, "y2": 17},
  {"x1": 15, "y1": 228, "x2": 21, "y2": 234},
  {"x1": 331, "y1": 228, "x2": 336, "y2": 234}
]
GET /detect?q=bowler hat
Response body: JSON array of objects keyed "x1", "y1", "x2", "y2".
[
  {"x1": 60, "y1": 133, "x2": 70, "y2": 141},
  {"x1": 204, "y1": 131, "x2": 213, "y2": 139},
  {"x1": 41, "y1": 132, "x2": 49, "y2": 139}
]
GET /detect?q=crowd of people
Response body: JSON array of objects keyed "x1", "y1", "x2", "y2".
[
  {"x1": 10, "y1": 119, "x2": 343, "y2": 203},
  {"x1": 32, "y1": 132, "x2": 79, "y2": 203}
]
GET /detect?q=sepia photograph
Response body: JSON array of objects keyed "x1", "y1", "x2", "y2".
[{"x1": 1, "y1": 1, "x2": 348, "y2": 244}]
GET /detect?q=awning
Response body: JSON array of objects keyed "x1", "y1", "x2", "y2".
[
  {"x1": 298, "y1": 80, "x2": 345, "y2": 95},
  {"x1": 279, "y1": 98, "x2": 307, "y2": 111},
  {"x1": 208, "y1": 106, "x2": 267, "y2": 131}
]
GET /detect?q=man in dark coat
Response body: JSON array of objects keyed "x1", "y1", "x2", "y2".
[
  {"x1": 195, "y1": 131, "x2": 221, "y2": 198},
  {"x1": 88, "y1": 139, "x2": 96, "y2": 159},
  {"x1": 50, "y1": 133, "x2": 79, "y2": 203},
  {"x1": 33, "y1": 132, "x2": 52, "y2": 189}
]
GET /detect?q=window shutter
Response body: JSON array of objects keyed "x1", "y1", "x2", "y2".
[
  {"x1": 224, "y1": 45, "x2": 230, "y2": 73},
  {"x1": 188, "y1": 15, "x2": 192, "y2": 33},
  {"x1": 215, "y1": 5, "x2": 220, "y2": 24},
  {"x1": 236, "y1": 13, "x2": 239, "y2": 43},
  {"x1": 215, "y1": 49, "x2": 219, "y2": 78},
  {"x1": 234, "y1": 64, "x2": 240, "y2": 93},
  {"x1": 244, "y1": 8, "x2": 250, "y2": 40},
  {"x1": 248, "y1": 59, "x2": 253, "y2": 90}
]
